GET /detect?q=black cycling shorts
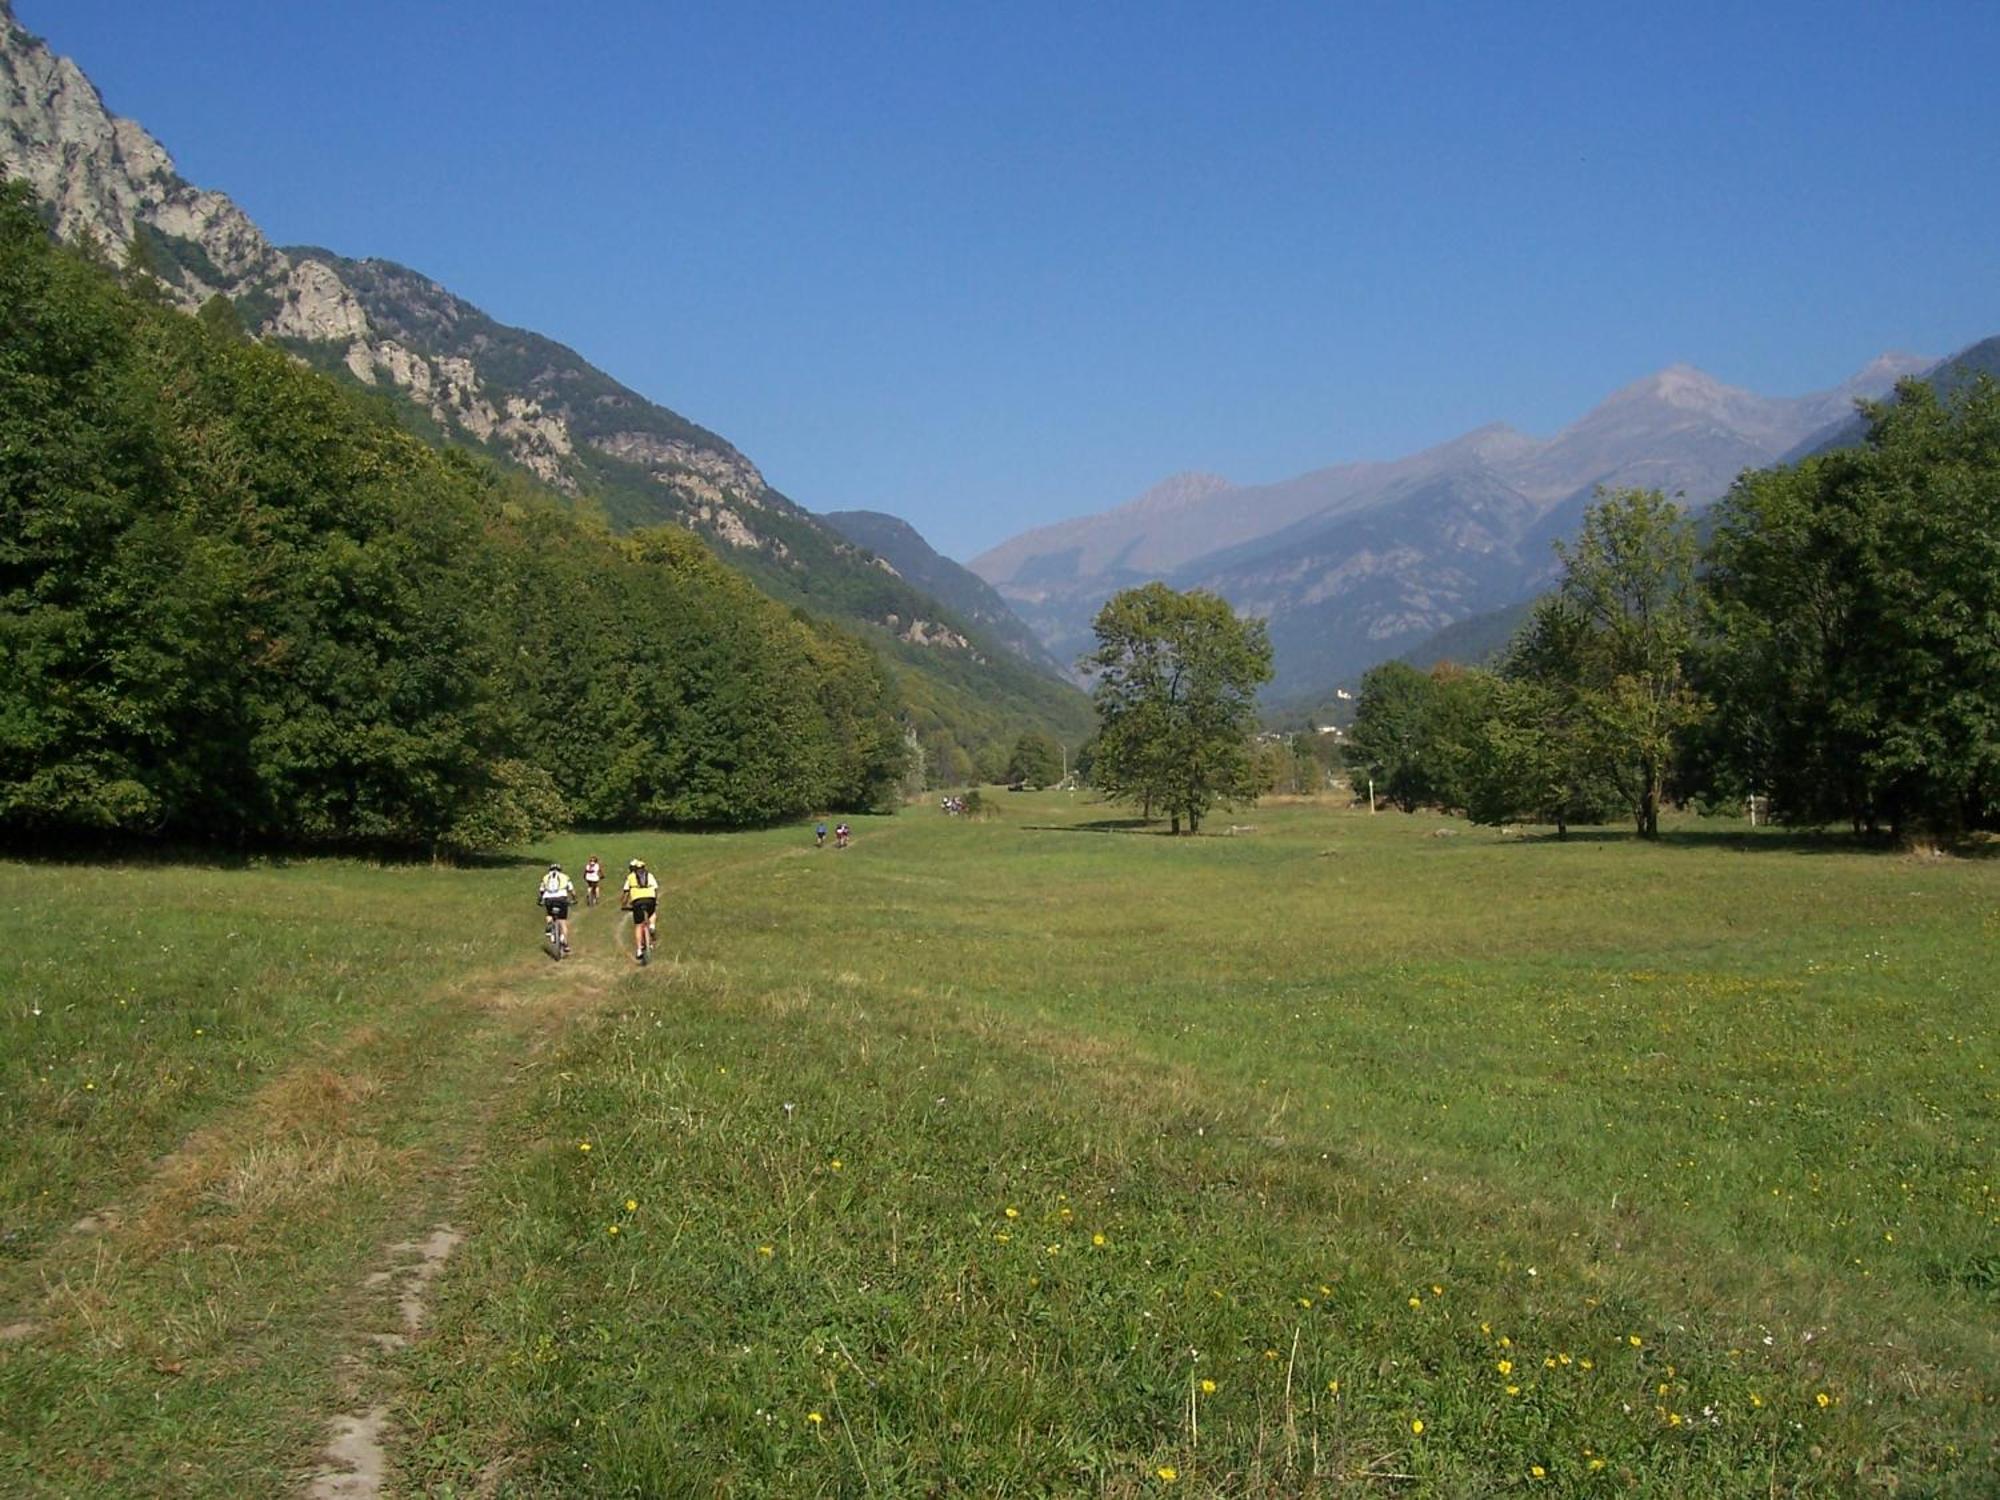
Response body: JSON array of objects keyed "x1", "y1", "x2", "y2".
[
  {"x1": 630, "y1": 898, "x2": 657, "y2": 924},
  {"x1": 542, "y1": 900, "x2": 570, "y2": 920}
]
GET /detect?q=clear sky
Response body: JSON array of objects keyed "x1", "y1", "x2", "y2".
[{"x1": 20, "y1": 1, "x2": 2000, "y2": 560}]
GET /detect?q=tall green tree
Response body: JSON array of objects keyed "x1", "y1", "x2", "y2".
[
  {"x1": 1005, "y1": 730, "x2": 1064, "y2": 788},
  {"x1": 1085, "y1": 584, "x2": 1272, "y2": 834},
  {"x1": 1705, "y1": 379, "x2": 2000, "y2": 835},
  {"x1": 1346, "y1": 661, "x2": 1493, "y2": 813},
  {"x1": 1466, "y1": 599, "x2": 1621, "y2": 835},
  {"x1": 1553, "y1": 488, "x2": 1706, "y2": 838}
]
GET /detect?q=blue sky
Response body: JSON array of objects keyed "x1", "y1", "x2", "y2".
[{"x1": 21, "y1": 1, "x2": 1999, "y2": 559}]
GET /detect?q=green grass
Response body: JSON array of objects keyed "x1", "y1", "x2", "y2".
[{"x1": 2, "y1": 802, "x2": 1995, "y2": 1495}]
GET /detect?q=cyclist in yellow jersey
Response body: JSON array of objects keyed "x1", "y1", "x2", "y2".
[{"x1": 620, "y1": 858, "x2": 659, "y2": 964}]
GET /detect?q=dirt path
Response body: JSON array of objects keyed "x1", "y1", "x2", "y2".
[{"x1": 297, "y1": 894, "x2": 647, "y2": 1498}]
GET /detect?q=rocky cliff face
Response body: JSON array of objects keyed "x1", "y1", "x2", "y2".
[{"x1": 0, "y1": 5, "x2": 825, "y2": 574}]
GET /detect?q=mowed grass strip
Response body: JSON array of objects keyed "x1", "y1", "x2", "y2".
[{"x1": 400, "y1": 798, "x2": 1999, "y2": 1496}]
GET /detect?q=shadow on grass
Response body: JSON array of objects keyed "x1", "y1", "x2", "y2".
[
  {"x1": 1510, "y1": 826, "x2": 1998, "y2": 858},
  {"x1": 1021, "y1": 818, "x2": 1177, "y2": 836},
  {"x1": 0, "y1": 832, "x2": 547, "y2": 872}
]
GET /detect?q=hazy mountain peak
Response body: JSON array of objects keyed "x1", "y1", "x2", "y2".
[
  {"x1": 1614, "y1": 363, "x2": 1747, "y2": 413},
  {"x1": 1118, "y1": 471, "x2": 1234, "y2": 516},
  {"x1": 1837, "y1": 351, "x2": 1933, "y2": 392}
]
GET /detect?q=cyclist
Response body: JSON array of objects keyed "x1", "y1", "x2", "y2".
[
  {"x1": 620, "y1": 858, "x2": 659, "y2": 964},
  {"x1": 537, "y1": 863, "x2": 576, "y2": 957},
  {"x1": 834, "y1": 822, "x2": 851, "y2": 850},
  {"x1": 815, "y1": 820, "x2": 828, "y2": 848},
  {"x1": 583, "y1": 855, "x2": 603, "y2": 907}
]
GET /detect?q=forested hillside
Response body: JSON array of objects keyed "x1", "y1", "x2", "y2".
[
  {"x1": 0, "y1": 183, "x2": 907, "y2": 849},
  {"x1": 0, "y1": 8, "x2": 1090, "y2": 779}
]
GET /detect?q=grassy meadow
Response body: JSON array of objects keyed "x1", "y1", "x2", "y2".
[{"x1": 1, "y1": 794, "x2": 1995, "y2": 1495}]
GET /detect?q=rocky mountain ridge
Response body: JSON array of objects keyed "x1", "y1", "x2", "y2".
[{"x1": 973, "y1": 355, "x2": 1933, "y2": 696}]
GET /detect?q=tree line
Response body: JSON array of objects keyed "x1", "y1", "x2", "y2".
[
  {"x1": 0, "y1": 182, "x2": 906, "y2": 852},
  {"x1": 1346, "y1": 378, "x2": 2000, "y2": 839}
]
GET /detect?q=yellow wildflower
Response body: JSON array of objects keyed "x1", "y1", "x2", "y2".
[
  {"x1": 1627, "y1": 1334, "x2": 1642, "y2": 1347},
  {"x1": 1531, "y1": 1466, "x2": 1546, "y2": 1479},
  {"x1": 1506, "y1": 1384, "x2": 1520, "y2": 1396},
  {"x1": 606, "y1": 1225, "x2": 619, "y2": 1237},
  {"x1": 625, "y1": 1198, "x2": 637, "y2": 1213},
  {"x1": 1816, "y1": 1392, "x2": 1831, "y2": 1408},
  {"x1": 1200, "y1": 1379, "x2": 1217, "y2": 1394},
  {"x1": 1589, "y1": 1458, "x2": 1606, "y2": 1472},
  {"x1": 1408, "y1": 1296, "x2": 1422, "y2": 1310},
  {"x1": 1156, "y1": 1466, "x2": 1178, "y2": 1483},
  {"x1": 1411, "y1": 1418, "x2": 1425, "y2": 1435},
  {"x1": 1005, "y1": 1206, "x2": 1020, "y2": 1219},
  {"x1": 758, "y1": 1244, "x2": 774, "y2": 1257},
  {"x1": 1093, "y1": 1232, "x2": 1107, "y2": 1247},
  {"x1": 807, "y1": 1411, "x2": 823, "y2": 1425},
  {"x1": 1749, "y1": 1393, "x2": 1763, "y2": 1408},
  {"x1": 578, "y1": 1141, "x2": 591, "y2": 1153},
  {"x1": 1497, "y1": 1359, "x2": 1513, "y2": 1375},
  {"x1": 1298, "y1": 1297, "x2": 1313, "y2": 1308},
  {"x1": 830, "y1": 1158, "x2": 843, "y2": 1171},
  {"x1": 1326, "y1": 1379, "x2": 1340, "y2": 1395}
]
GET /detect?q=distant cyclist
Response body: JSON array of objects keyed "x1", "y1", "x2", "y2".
[
  {"x1": 815, "y1": 820, "x2": 828, "y2": 848},
  {"x1": 538, "y1": 863, "x2": 576, "y2": 957},
  {"x1": 583, "y1": 855, "x2": 603, "y2": 907},
  {"x1": 834, "y1": 822, "x2": 851, "y2": 850},
  {"x1": 621, "y1": 858, "x2": 659, "y2": 964}
]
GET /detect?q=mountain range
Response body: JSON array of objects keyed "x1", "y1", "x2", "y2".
[
  {"x1": 0, "y1": 3, "x2": 1088, "y2": 772},
  {"x1": 972, "y1": 355, "x2": 1933, "y2": 698}
]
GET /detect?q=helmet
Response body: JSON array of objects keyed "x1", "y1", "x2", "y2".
[
  {"x1": 548, "y1": 863, "x2": 562, "y2": 872},
  {"x1": 628, "y1": 858, "x2": 641, "y2": 870}
]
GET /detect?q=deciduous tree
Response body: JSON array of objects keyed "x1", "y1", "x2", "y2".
[{"x1": 1085, "y1": 584, "x2": 1272, "y2": 834}]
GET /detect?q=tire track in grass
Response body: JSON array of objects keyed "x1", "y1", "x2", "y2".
[
  {"x1": 300, "y1": 826, "x2": 859, "y2": 1495},
  {"x1": 302, "y1": 942, "x2": 623, "y2": 1498}
]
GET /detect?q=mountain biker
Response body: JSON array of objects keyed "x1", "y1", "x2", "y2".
[
  {"x1": 815, "y1": 820, "x2": 828, "y2": 848},
  {"x1": 835, "y1": 822, "x2": 851, "y2": 849},
  {"x1": 538, "y1": 863, "x2": 576, "y2": 957},
  {"x1": 583, "y1": 855, "x2": 603, "y2": 906},
  {"x1": 620, "y1": 858, "x2": 659, "y2": 964}
]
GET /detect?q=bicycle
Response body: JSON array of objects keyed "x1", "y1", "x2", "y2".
[{"x1": 541, "y1": 897, "x2": 572, "y2": 961}]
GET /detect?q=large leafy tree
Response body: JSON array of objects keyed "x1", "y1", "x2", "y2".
[
  {"x1": 1347, "y1": 661, "x2": 1494, "y2": 814},
  {"x1": 1005, "y1": 730, "x2": 1064, "y2": 789},
  {"x1": 1553, "y1": 488, "x2": 1707, "y2": 838},
  {"x1": 1466, "y1": 599, "x2": 1622, "y2": 835},
  {"x1": 1706, "y1": 379, "x2": 2000, "y2": 835},
  {"x1": 1085, "y1": 584, "x2": 1272, "y2": 834}
]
